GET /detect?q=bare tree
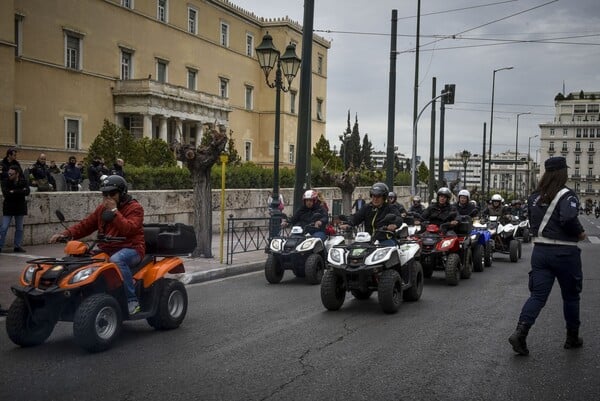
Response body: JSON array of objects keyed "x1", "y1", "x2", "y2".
[{"x1": 178, "y1": 124, "x2": 228, "y2": 258}]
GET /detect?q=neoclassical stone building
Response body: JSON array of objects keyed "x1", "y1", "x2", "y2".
[{"x1": 0, "y1": 0, "x2": 330, "y2": 165}]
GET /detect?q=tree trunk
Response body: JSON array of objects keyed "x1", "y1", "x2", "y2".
[
  {"x1": 192, "y1": 168, "x2": 212, "y2": 258},
  {"x1": 342, "y1": 191, "x2": 353, "y2": 215}
]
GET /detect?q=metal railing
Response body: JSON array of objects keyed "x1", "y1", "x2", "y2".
[{"x1": 225, "y1": 214, "x2": 290, "y2": 265}]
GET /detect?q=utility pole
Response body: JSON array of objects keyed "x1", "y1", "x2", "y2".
[
  {"x1": 385, "y1": 9, "x2": 398, "y2": 190},
  {"x1": 411, "y1": 0, "x2": 421, "y2": 194},
  {"x1": 428, "y1": 77, "x2": 437, "y2": 202}
]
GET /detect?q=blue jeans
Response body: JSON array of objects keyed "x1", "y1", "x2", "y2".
[
  {"x1": 0, "y1": 215, "x2": 25, "y2": 248},
  {"x1": 518, "y1": 245, "x2": 582, "y2": 330},
  {"x1": 311, "y1": 231, "x2": 326, "y2": 241},
  {"x1": 110, "y1": 248, "x2": 141, "y2": 302}
]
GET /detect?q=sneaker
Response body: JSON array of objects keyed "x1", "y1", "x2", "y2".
[
  {"x1": 14, "y1": 247, "x2": 26, "y2": 253},
  {"x1": 128, "y1": 300, "x2": 141, "y2": 315}
]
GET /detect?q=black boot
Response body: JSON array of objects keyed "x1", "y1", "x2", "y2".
[
  {"x1": 509, "y1": 322, "x2": 530, "y2": 356},
  {"x1": 564, "y1": 328, "x2": 583, "y2": 349}
]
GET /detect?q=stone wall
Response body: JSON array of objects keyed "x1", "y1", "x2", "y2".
[{"x1": 0, "y1": 186, "x2": 413, "y2": 246}]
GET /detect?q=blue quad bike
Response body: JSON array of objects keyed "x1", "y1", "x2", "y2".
[{"x1": 470, "y1": 219, "x2": 494, "y2": 271}]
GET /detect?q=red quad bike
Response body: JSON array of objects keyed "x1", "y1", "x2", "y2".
[
  {"x1": 5, "y1": 211, "x2": 197, "y2": 353},
  {"x1": 418, "y1": 219, "x2": 473, "y2": 286}
]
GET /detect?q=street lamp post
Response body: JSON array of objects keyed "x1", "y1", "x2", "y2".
[
  {"x1": 256, "y1": 32, "x2": 301, "y2": 237},
  {"x1": 487, "y1": 66, "x2": 513, "y2": 200},
  {"x1": 460, "y1": 150, "x2": 471, "y2": 190},
  {"x1": 514, "y1": 112, "x2": 530, "y2": 198},
  {"x1": 527, "y1": 134, "x2": 539, "y2": 195}
]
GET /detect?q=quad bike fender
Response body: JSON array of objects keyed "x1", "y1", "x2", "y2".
[
  {"x1": 59, "y1": 263, "x2": 124, "y2": 291},
  {"x1": 436, "y1": 237, "x2": 459, "y2": 252},
  {"x1": 138, "y1": 257, "x2": 185, "y2": 288},
  {"x1": 398, "y1": 243, "x2": 420, "y2": 265}
]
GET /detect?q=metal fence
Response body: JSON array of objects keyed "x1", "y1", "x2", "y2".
[{"x1": 225, "y1": 214, "x2": 289, "y2": 264}]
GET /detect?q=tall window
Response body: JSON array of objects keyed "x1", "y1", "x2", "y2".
[
  {"x1": 289, "y1": 144, "x2": 295, "y2": 163},
  {"x1": 576, "y1": 128, "x2": 581, "y2": 138},
  {"x1": 123, "y1": 115, "x2": 143, "y2": 139},
  {"x1": 121, "y1": 0, "x2": 133, "y2": 8},
  {"x1": 588, "y1": 167, "x2": 593, "y2": 177},
  {"x1": 246, "y1": 34, "x2": 254, "y2": 57},
  {"x1": 157, "y1": 0, "x2": 167, "y2": 22},
  {"x1": 575, "y1": 141, "x2": 581, "y2": 152},
  {"x1": 187, "y1": 68, "x2": 197, "y2": 90},
  {"x1": 317, "y1": 54, "x2": 323, "y2": 74},
  {"x1": 120, "y1": 50, "x2": 132, "y2": 79},
  {"x1": 65, "y1": 32, "x2": 81, "y2": 70},
  {"x1": 590, "y1": 141, "x2": 595, "y2": 151},
  {"x1": 156, "y1": 59, "x2": 168, "y2": 83},
  {"x1": 219, "y1": 78, "x2": 228, "y2": 98},
  {"x1": 66, "y1": 119, "x2": 80, "y2": 150},
  {"x1": 14, "y1": 110, "x2": 21, "y2": 144},
  {"x1": 244, "y1": 141, "x2": 252, "y2": 161},
  {"x1": 575, "y1": 154, "x2": 580, "y2": 164},
  {"x1": 549, "y1": 141, "x2": 554, "y2": 151},
  {"x1": 562, "y1": 141, "x2": 568, "y2": 152},
  {"x1": 14, "y1": 15, "x2": 23, "y2": 57},
  {"x1": 290, "y1": 91, "x2": 297, "y2": 114},
  {"x1": 188, "y1": 7, "x2": 197, "y2": 34},
  {"x1": 589, "y1": 155, "x2": 594, "y2": 165},
  {"x1": 563, "y1": 128, "x2": 568, "y2": 136},
  {"x1": 549, "y1": 128, "x2": 555, "y2": 136},
  {"x1": 245, "y1": 86, "x2": 253, "y2": 110},
  {"x1": 220, "y1": 22, "x2": 229, "y2": 47},
  {"x1": 316, "y1": 99, "x2": 323, "y2": 120}
]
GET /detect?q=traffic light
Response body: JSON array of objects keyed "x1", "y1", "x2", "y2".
[{"x1": 443, "y1": 84, "x2": 455, "y2": 105}]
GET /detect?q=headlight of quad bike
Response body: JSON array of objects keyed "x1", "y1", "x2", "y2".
[
  {"x1": 470, "y1": 234, "x2": 477, "y2": 241},
  {"x1": 328, "y1": 248, "x2": 345, "y2": 265},
  {"x1": 23, "y1": 265, "x2": 38, "y2": 284},
  {"x1": 70, "y1": 266, "x2": 100, "y2": 284},
  {"x1": 298, "y1": 238, "x2": 319, "y2": 252},
  {"x1": 440, "y1": 239, "x2": 454, "y2": 249},
  {"x1": 270, "y1": 239, "x2": 284, "y2": 252},
  {"x1": 366, "y1": 247, "x2": 394, "y2": 265}
]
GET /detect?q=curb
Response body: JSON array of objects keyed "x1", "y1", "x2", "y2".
[{"x1": 182, "y1": 261, "x2": 264, "y2": 285}]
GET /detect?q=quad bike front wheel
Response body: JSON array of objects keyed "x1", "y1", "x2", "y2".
[
  {"x1": 445, "y1": 253, "x2": 461, "y2": 286},
  {"x1": 304, "y1": 254, "x2": 324, "y2": 285},
  {"x1": 265, "y1": 254, "x2": 284, "y2": 284},
  {"x1": 147, "y1": 279, "x2": 188, "y2": 330},
  {"x1": 522, "y1": 228, "x2": 531, "y2": 243},
  {"x1": 509, "y1": 240, "x2": 519, "y2": 263},
  {"x1": 484, "y1": 242, "x2": 493, "y2": 267},
  {"x1": 460, "y1": 248, "x2": 473, "y2": 279},
  {"x1": 321, "y1": 270, "x2": 345, "y2": 311},
  {"x1": 402, "y1": 261, "x2": 423, "y2": 302},
  {"x1": 472, "y1": 244, "x2": 484, "y2": 272},
  {"x1": 378, "y1": 270, "x2": 402, "y2": 314},
  {"x1": 6, "y1": 297, "x2": 56, "y2": 347},
  {"x1": 73, "y1": 294, "x2": 122, "y2": 353}
]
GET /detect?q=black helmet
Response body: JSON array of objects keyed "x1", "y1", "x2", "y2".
[
  {"x1": 100, "y1": 175, "x2": 128, "y2": 195},
  {"x1": 388, "y1": 191, "x2": 397, "y2": 199},
  {"x1": 370, "y1": 182, "x2": 389, "y2": 198},
  {"x1": 437, "y1": 187, "x2": 452, "y2": 199}
]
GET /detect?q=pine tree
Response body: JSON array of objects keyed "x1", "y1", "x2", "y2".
[
  {"x1": 361, "y1": 134, "x2": 373, "y2": 169},
  {"x1": 348, "y1": 114, "x2": 362, "y2": 168}
]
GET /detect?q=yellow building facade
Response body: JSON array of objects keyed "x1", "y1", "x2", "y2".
[{"x1": 1, "y1": 0, "x2": 329, "y2": 166}]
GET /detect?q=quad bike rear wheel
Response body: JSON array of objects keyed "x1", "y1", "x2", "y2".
[
  {"x1": 484, "y1": 242, "x2": 493, "y2": 267},
  {"x1": 6, "y1": 297, "x2": 56, "y2": 347},
  {"x1": 147, "y1": 279, "x2": 188, "y2": 330},
  {"x1": 460, "y1": 248, "x2": 473, "y2": 279},
  {"x1": 445, "y1": 253, "x2": 461, "y2": 286},
  {"x1": 265, "y1": 254, "x2": 284, "y2": 284},
  {"x1": 378, "y1": 270, "x2": 402, "y2": 314},
  {"x1": 73, "y1": 294, "x2": 122, "y2": 353},
  {"x1": 304, "y1": 254, "x2": 324, "y2": 285},
  {"x1": 509, "y1": 240, "x2": 519, "y2": 263},
  {"x1": 402, "y1": 261, "x2": 423, "y2": 302},
  {"x1": 321, "y1": 270, "x2": 345, "y2": 311},
  {"x1": 473, "y1": 244, "x2": 484, "y2": 272},
  {"x1": 522, "y1": 228, "x2": 531, "y2": 243}
]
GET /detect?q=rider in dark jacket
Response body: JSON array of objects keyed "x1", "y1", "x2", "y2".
[
  {"x1": 342, "y1": 182, "x2": 403, "y2": 245},
  {"x1": 281, "y1": 189, "x2": 328, "y2": 240},
  {"x1": 419, "y1": 187, "x2": 458, "y2": 227},
  {"x1": 482, "y1": 193, "x2": 512, "y2": 224},
  {"x1": 455, "y1": 189, "x2": 479, "y2": 218},
  {"x1": 408, "y1": 195, "x2": 424, "y2": 215}
]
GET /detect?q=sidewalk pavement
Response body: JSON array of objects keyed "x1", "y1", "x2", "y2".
[{"x1": 0, "y1": 242, "x2": 267, "y2": 311}]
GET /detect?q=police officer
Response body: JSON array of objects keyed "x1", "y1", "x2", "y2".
[
  {"x1": 281, "y1": 189, "x2": 328, "y2": 240},
  {"x1": 340, "y1": 182, "x2": 402, "y2": 245},
  {"x1": 508, "y1": 156, "x2": 586, "y2": 356}
]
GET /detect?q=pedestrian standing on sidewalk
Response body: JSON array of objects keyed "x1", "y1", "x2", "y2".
[
  {"x1": 0, "y1": 166, "x2": 30, "y2": 253},
  {"x1": 509, "y1": 156, "x2": 586, "y2": 356}
]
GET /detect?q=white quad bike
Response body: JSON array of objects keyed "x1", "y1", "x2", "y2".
[
  {"x1": 321, "y1": 223, "x2": 423, "y2": 314},
  {"x1": 487, "y1": 215, "x2": 522, "y2": 263},
  {"x1": 511, "y1": 215, "x2": 531, "y2": 243}
]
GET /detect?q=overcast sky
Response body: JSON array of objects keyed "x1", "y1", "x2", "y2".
[{"x1": 232, "y1": 0, "x2": 600, "y2": 163}]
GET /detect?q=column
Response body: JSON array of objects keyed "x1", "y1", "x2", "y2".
[
  {"x1": 175, "y1": 118, "x2": 183, "y2": 144},
  {"x1": 195, "y1": 122, "x2": 203, "y2": 146},
  {"x1": 159, "y1": 117, "x2": 168, "y2": 142},
  {"x1": 143, "y1": 114, "x2": 153, "y2": 139}
]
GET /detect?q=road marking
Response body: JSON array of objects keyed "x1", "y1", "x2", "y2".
[{"x1": 588, "y1": 236, "x2": 600, "y2": 244}]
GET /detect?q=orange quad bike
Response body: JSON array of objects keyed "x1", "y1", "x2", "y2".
[{"x1": 5, "y1": 213, "x2": 197, "y2": 353}]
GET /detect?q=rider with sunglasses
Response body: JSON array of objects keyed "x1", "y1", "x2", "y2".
[{"x1": 49, "y1": 175, "x2": 145, "y2": 314}]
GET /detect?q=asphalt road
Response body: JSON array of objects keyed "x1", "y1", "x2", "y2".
[{"x1": 1, "y1": 217, "x2": 600, "y2": 401}]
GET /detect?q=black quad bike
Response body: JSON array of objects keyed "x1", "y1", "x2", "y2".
[
  {"x1": 5, "y1": 212, "x2": 196, "y2": 352},
  {"x1": 321, "y1": 221, "x2": 423, "y2": 314}
]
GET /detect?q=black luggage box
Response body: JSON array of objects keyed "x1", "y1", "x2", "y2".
[{"x1": 144, "y1": 223, "x2": 197, "y2": 255}]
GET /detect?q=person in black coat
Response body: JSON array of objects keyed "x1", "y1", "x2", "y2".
[
  {"x1": 341, "y1": 182, "x2": 403, "y2": 245},
  {"x1": 388, "y1": 191, "x2": 407, "y2": 216},
  {"x1": 408, "y1": 195, "x2": 424, "y2": 215},
  {"x1": 0, "y1": 166, "x2": 30, "y2": 252},
  {"x1": 418, "y1": 187, "x2": 458, "y2": 227},
  {"x1": 281, "y1": 189, "x2": 328, "y2": 240},
  {"x1": 29, "y1": 153, "x2": 56, "y2": 191},
  {"x1": 88, "y1": 156, "x2": 109, "y2": 191},
  {"x1": 455, "y1": 189, "x2": 479, "y2": 218},
  {"x1": 63, "y1": 156, "x2": 82, "y2": 191},
  {"x1": 1, "y1": 148, "x2": 21, "y2": 182}
]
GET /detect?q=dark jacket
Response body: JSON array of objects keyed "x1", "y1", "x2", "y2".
[
  {"x1": 456, "y1": 202, "x2": 479, "y2": 218},
  {"x1": 482, "y1": 203, "x2": 511, "y2": 223},
  {"x1": 349, "y1": 202, "x2": 403, "y2": 237},
  {"x1": 1, "y1": 174, "x2": 30, "y2": 216},
  {"x1": 30, "y1": 161, "x2": 56, "y2": 190},
  {"x1": 63, "y1": 162, "x2": 82, "y2": 187},
  {"x1": 421, "y1": 202, "x2": 457, "y2": 226},
  {"x1": 62, "y1": 196, "x2": 145, "y2": 258},
  {"x1": 389, "y1": 202, "x2": 407, "y2": 216},
  {"x1": 88, "y1": 161, "x2": 109, "y2": 191},
  {"x1": 352, "y1": 198, "x2": 366, "y2": 213},
  {"x1": 409, "y1": 203, "x2": 424, "y2": 215},
  {"x1": 288, "y1": 203, "x2": 329, "y2": 233},
  {"x1": 1, "y1": 157, "x2": 21, "y2": 182},
  {"x1": 111, "y1": 163, "x2": 125, "y2": 178},
  {"x1": 527, "y1": 188, "x2": 583, "y2": 244}
]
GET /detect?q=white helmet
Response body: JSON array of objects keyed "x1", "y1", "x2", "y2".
[
  {"x1": 491, "y1": 194, "x2": 503, "y2": 202},
  {"x1": 303, "y1": 190, "x2": 318, "y2": 201},
  {"x1": 458, "y1": 189, "x2": 470, "y2": 199}
]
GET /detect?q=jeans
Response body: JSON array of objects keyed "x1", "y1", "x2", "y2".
[
  {"x1": 518, "y1": 245, "x2": 582, "y2": 330},
  {"x1": 0, "y1": 215, "x2": 25, "y2": 248},
  {"x1": 311, "y1": 231, "x2": 327, "y2": 241},
  {"x1": 110, "y1": 248, "x2": 141, "y2": 302}
]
